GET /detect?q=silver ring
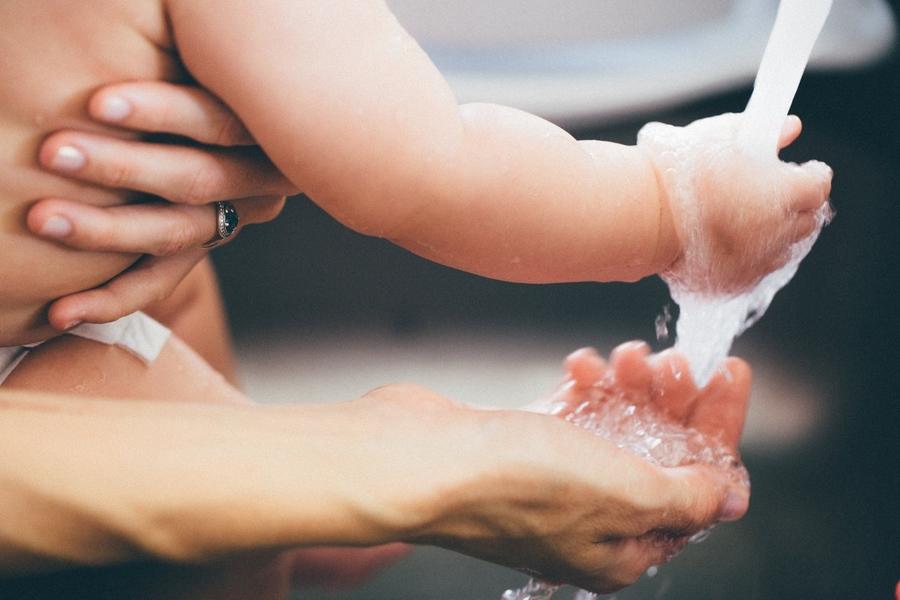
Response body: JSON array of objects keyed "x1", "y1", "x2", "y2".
[{"x1": 202, "y1": 201, "x2": 239, "y2": 249}]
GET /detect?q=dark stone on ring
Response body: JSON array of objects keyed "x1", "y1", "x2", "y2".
[
  {"x1": 202, "y1": 201, "x2": 240, "y2": 248},
  {"x1": 220, "y1": 202, "x2": 239, "y2": 238}
]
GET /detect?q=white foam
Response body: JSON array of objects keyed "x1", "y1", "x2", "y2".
[{"x1": 647, "y1": 0, "x2": 834, "y2": 385}]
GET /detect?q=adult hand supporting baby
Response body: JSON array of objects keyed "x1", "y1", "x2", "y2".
[{"x1": 29, "y1": 82, "x2": 298, "y2": 329}]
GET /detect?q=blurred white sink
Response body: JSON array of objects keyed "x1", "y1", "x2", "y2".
[
  {"x1": 387, "y1": 0, "x2": 896, "y2": 125},
  {"x1": 238, "y1": 328, "x2": 828, "y2": 456},
  {"x1": 389, "y1": 0, "x2": 733, "y2": 47}
]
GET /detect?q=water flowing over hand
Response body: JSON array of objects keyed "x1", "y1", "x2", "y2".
[{"x1": 638, "y1": 0, "x2": 835, "y2": 385}]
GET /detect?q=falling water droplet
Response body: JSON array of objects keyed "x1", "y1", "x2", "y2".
[{"x1": 655, "y1": 305, "x2": 672, "y2": 342}]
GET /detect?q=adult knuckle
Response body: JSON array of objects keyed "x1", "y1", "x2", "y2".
[
  {"x1": 99, "y1": 290, "x2": 127, "y2": 323},
  {"x1": 588, "y1": 564, "x2": 640, "y2": 593},
  {"x1": 213, "y1": 112, "x2": 246, "y2": 146},
  {"x1": 101, "y1": 161, "x2": 135, "y2": 188},
  {"x1": 615, "y1": 566, "x2": 644, "y2": 590},
  {"x1": 149, "y1": 96, "x2": 176, "y2": 132},
  {"x1": 181, "y1": 168, "x2": 221, "y2": 205},
  {"x1": 255, "y1": 197, "x2": 287, "y2": 223},
  {"x1": 157, "y1": 225, "x2": 197, "y2": 256},
  {"x1": 93, "y1": 222, "x2": 120, "y2": 250},
  {"x1": 675, "y1": 490, "x2": 719, "y2": 533}
]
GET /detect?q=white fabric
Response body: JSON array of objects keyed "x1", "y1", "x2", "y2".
[{"x1": 0, "y1": 312, "x2": 170, "y2": 385}]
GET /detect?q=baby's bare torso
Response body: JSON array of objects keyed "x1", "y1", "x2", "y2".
[{"x1": 0, "y1": 0, "x2": 178, "y2": 345}]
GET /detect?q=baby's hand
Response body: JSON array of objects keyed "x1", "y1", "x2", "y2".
[{"x1": 638, "y1": 113, "x2": 832, "y2": 293}]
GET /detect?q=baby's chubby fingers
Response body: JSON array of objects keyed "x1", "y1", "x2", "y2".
[
  {"x1": 39, "y1": 130, "x2": 297, "y2": 205},
  {"x1": 28, "y1": 196, "x2": 286, "y2": 256},
  {"x1": 89, "y1": 81, "x2": 255, "y2": 146},
  {"x1": 777, "y1": 115, "x2": 803, "y2": 151},
  {"x1": 778, "y1": 159, "x2": 832, "y2": 216}
]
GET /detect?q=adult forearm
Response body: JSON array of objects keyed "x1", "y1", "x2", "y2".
[{"x1": 0, "y1": 392, "x2": 419, "y2": 574}]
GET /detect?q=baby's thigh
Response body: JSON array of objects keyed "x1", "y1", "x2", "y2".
[{"x1": 2, "y1": 333, "x2": 247, "y2": 406}]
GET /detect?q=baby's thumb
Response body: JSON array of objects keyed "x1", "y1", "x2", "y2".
[{"x1": 781, "y1": 159, "x2": 832, "y2": 214}]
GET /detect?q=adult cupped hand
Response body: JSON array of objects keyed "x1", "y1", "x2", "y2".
[
  {"x1": 30, "y1": 82, "x2": 299, "y2": 330},
  {"x1": 358, "y1": 343, "x2": 751, "y2": 594}
]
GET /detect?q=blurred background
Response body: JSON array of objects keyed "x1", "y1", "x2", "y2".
[{"x1": 212, "y1": 1, "x2": 899, "y2": 598}]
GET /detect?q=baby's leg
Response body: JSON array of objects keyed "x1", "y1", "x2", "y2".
[
  {"x1": 3, "y1": 333, "x2": 245, "y2": 406},
  {"x1": 144, "y1": 258, "x2": 239, "y2": 386}
]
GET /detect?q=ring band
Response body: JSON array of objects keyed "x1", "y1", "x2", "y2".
[{"x1": 202, "y1": 201, "x2": 240, "y2": 248}]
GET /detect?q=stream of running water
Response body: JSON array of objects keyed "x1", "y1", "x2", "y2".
[{"x1": 502, "y1": 1, "x2": 834, "y2": 598}]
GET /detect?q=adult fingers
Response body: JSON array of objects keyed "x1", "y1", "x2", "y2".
[
  {"x1": 598, "y1": 457, "x2": 746, "y2": 547},
  {"x1": 28, "y1": 196, "x2": 286, "y2": 256},
  {"x1": 47, "y1": 251, "x2": 207, "y2": 329},
  {"x1": 89, "y1": 81, "x2": 255, "y2": 146},
  {"x1": 564, "y1": 538, "x2": 653, "y2": 594},
  {"x1": 648, "y1": 349, "x2": 699, "y2": 422},
  {"x1": 688, "y1": 358, "x2": 752, "y2": 451},
  {"x1": 39, "y1": 130, "x2": 298, "y2": 204},
  {"x1": 594, "y1": 535, "x2": 688, "y2": 591},
  {"x1": 609, "y1": 341, "x2": 653, "y2": 393},
  {"x1": 650, "y1": 464, "x2": 749, "y2": 533},
  {"x1": 563, "y1": 347, "x2": 607, "y2": 390}
]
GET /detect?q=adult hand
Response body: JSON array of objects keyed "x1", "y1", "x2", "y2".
[
  {"x1": 356, "y1": 348, "x2": 750, "y2": 594},
  {"x1": 29, "y1": 82, "x2": 299, "y2": 329}
]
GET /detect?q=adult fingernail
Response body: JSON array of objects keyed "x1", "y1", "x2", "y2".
[
  {"x1": 97, "y1": 95, "x2": 132, "y2": 122},
  {"x1": 50, "y1": 145, "x2": 86, "y2": 172},
  {"x1": 39, "y1": 216, "x2": 73, "y2": 238},
  {"x1": 720, "y1": 492, "x2": 748, "y2": 522},
  {"x1": 63, "y1": 320, "x2": 83, "y2": 331}
]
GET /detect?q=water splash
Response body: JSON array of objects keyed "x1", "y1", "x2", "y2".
[
  {"x1": 502, "y1": 370, "x2": 749, "y2": 600},
  {"x1": 645, "y1": 0, "x2": 834, "y2": 385},
  {"x1": 655, "y1": 304, "x2": 672, "y2": 343},
  {"x1": 668, "y1": 206, "x2": 830, "y2": 385},
  {"x1": 501, "y1": 579, "x2": 559, "y2": 600},
  {"x1": 505, "y1": 2, "x2": 833, "y2": 598}
]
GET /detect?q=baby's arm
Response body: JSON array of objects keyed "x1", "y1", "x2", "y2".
[{"x1": 168, "y1": 0, "x2": 673, "y2": 284}]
